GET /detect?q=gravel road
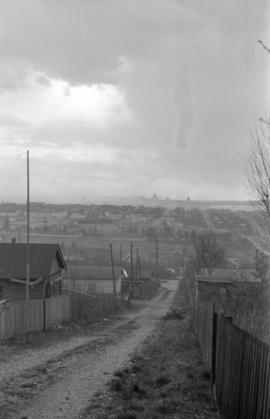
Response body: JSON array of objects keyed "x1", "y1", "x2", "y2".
[{"x1": 0, "y1": 280, "x2": 178, "y2": 419}]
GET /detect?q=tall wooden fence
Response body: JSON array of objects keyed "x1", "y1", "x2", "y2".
[
  {"x1": 45, "y1": 295, "x2": 72, "y2": 329},
  {"x1": 195, "y1": 298, "x2": 270, "y2": 418},
  {"x1": 195, "y1": 298, "x2": 214, "y2": 370},
  {"x1": 0, "y1": 292, "x2": 118, "y2": 341},
  {"x1": 0, "y1": 299, "x2": 44, "y2": 340},
  {"x1": 215, "y1": 316, "x2": 270, "y2": 419}
]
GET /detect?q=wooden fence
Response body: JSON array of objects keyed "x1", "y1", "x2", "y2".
[
  {"x1": 0, "y1": 299, "x2": 44, "y2": 340},
  {"x1": 215, "y1": 315, "x2": 270, "y2": 419},
  {"x1": 65, "y1": 291, "x2": 118, "y2": 321},
  {"x1": 194, "y1": 298, "x2": 214, "y2": 370},
  {"x1": 63, "y1": 277, "x2": 122, "y2": 296},
  {"x1": 195, "y1": 298, "x2": 270, "y2": 418},
  {"x1": 45, "y1": 295, "x2": 72, "y2": 329},
  {"x1": 0, "y1": 292, "x2": 118, "y2": 341}
]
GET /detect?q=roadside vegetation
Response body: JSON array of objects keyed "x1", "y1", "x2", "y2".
[{"x1": 80, "y1": 282, "x2": 219, "y2": 419}]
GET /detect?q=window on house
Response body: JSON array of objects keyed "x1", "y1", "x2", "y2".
[{"x1": 0, "y1": 286, "x2": 4, "y2": 300}]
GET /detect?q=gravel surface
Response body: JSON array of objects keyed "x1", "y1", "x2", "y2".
[{"x1": 0, "y1": 280, "x2": 177, "y2": 419}]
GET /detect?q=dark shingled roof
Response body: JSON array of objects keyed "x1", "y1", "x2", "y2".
[{"x1": 0, "y1": 243, "x2": 66, "y2": 280}]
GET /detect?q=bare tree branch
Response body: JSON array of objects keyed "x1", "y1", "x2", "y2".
[{"x1": 244, "y1": 126, "x2": 270, "y2": 250}]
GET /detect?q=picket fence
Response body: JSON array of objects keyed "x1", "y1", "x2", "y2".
[
  {"x1": 0, "y1": 292, "x2": 118, "y2": 341},
  {"x1": 195, "y1": 298, "x2": 270, "y2": 418}
]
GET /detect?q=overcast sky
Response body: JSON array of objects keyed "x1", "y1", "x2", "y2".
[{"x1": 0, "y1": 0, "x2": 269, "y2": 203}]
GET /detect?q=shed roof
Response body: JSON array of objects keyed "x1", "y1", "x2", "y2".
[{"x1": 0, "y1": 243, "x2": 66, "y2": 280}]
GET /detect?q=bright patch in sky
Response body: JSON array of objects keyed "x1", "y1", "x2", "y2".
[{"x1": 0, "y1": 71, "x2": 130, "y2": 127}]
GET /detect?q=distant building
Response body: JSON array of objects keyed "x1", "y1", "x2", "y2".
[
  {"x1": 198, "y1": 268, "x2": 259, "y2": 283},
  {"x1": 63, "y1": 265, "x2": 122, "y2": 295}
]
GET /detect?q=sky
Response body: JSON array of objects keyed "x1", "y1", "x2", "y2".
[{"x1": 0, "y1": 0, "x2": 269, "y2": 203}]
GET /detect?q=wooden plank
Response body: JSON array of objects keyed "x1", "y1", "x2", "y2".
[
  {"x1": 252, "y1": 339, "x2": 261, "y2": 419},
  {"x1": 241, "y1": 333, "x2": 250, "y2": 419},
  {"x1": 263, "y1": 346, "x2": 270, "y2": 419},
  {"x1": 256, "y1": 342, "x2": 266, "y2": 419},
  {"x1": 247, "y1": 337, "x2": 256, "y2": 419},
  {"x1": 215, "y1": 314, "x2": 222, "y2": 406}
]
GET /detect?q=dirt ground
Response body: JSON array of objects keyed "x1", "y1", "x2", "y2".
[
  {"x1": 0, "y1": 280, "x2": 218, "y2": 419},
  {"x1": 0, "y1": 281, "x2": 177, "y2": 418},
  {"x1": 79, "y1": 282, "x2": 219, "y2": 419}
]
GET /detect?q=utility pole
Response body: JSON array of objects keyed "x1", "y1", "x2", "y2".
[
  {"x1": 135, "y1": 248, "x2": 139, "y2": 279},
  {"x1": 183, "y1": 243, "x2": 186, "y2": 278},
  {"x1": 130, "y1": 241, "x2": 134, "y2": 296},
  {"x1": 155, "y1": 238, "x2": 159, "y2": 267},
  {"x1": 120, "y1": 244, "x2": 122, "y2": 266},
  {"x1": 26, "y1": 150, "x2": 30, "y2": 331},
  {"x1": 138, "y1": 256, "x2": 142, "y2": 278},
  {"x1": 109, "y1": 242, "x2": 116, "y2": 296},
  {"x1": 155, "y1": 238, "x2": 159, "y2": 278}
]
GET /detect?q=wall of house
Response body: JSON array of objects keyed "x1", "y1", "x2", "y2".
[
  {"x1": 63, "y1": 277, "x2": 121, "y2": 295},
  {"x1": 50, "y1": 257, "x2": 62, "y2": 277},
  {"x1": 49, "y1": 256, "x2": 63, "y2": 297},
  {"x1": 0, "y1": 280, "x2": 9, "y2": 300},
  {"x1": 8, "y1": 282, "x2": 44, "y2": 301},
  {"x1": 51, "y1": 279, "x2": 62, "y2": 296}
]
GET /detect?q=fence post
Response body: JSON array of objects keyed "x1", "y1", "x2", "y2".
[
  {"x1": 211, "y1": 304, "x2": 217, "y2": 389},
  {"x1": 43, "y1": 298, "x2": 46, "y2": 331}
]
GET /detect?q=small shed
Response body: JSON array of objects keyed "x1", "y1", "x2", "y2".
[
  {"x1": 64, "y1": 265, "x2": 122, "y2": 295},
  {"x1": 0, "y1": 243, "x2": 66, "y2": 301}
]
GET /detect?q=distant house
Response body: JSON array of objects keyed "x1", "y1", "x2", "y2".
[
  {"x1": 198, "y1": 268, "x2": 259, "y2": 283},
  {"x1": 0, "y1": 243, "x2": 66, "y2": 301},
  {"x1": 63, "y1": 265, "x2": 122, "y2": 295}
]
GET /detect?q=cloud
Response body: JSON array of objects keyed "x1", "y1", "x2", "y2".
[
  {"x1": 0, "y1": 70, "x2": 131, "y2": 127},
  {"x1": 0, "y1": 0, "x2": 268, "y2": 201}
]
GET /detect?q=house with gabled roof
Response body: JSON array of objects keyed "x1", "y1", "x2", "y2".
[{"x1": 0, "y1": 243, "x2": 66, "y2": 301}]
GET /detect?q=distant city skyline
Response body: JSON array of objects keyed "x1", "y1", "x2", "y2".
[
  {"x1": 0, "y1": 193, "x2": 252, "y2": 207},
  {"x1": 0, "y1": 1, "x2": 269, "y2": 202}
]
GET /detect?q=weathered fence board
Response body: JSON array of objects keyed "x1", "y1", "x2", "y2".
[
  {"x1": 0, "y1": 292, "x2": 118, "y2": 341},
  {"x1": 0, "y1": 299, "x2": 44, "y2": 340},
  {"x1": 195, "y1": 297, "x2": 214, "y2": 370},
  {"x1": 215, "y1": 316, "x2": 270, "y2": 419},
  {"x1": 45, "y1": 295, "x2": 72, "y2": 329},
  {"x1": 195, "y1": 296, "x2": 270, "y2": 418}
]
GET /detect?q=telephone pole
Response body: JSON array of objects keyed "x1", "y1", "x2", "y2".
[
  {"x1": 130, "y1": 241, "x2": 134, "y2": 296},
  {"x1": 135, "y1": 248, "x2": 139, "y2": 279},
  {"x1": 26, "y1": 150, "x2": 30, "y2": 330},
  {"x1": 120, "y1": 244, "x2": 122, "y2": 266},
  {"x1": 138, "y1": 255, "x2": 141, "y2": 278},
  {"x1": 155, "y1": 238, "x2": 159, "y2": 278},
  {"x1": 109, "y1": 242, "x2": 116, "y2": 296}
]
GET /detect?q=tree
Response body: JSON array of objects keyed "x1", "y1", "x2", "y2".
[
  {"x1": 192, "y1": 231, "x2": 225, "y2": 275},
  {"x1": 244, "y1": 126, "x2": 270, "y2": 249},
  {"x1": 243, "y1": 40, "x2": 270, "y2": 248},
  {"x1": 254, "y1": 249, "x2": 268, "y2": 281},
  {"x1": 244, "y1": 127, "x2": 270, "y2": 216}
]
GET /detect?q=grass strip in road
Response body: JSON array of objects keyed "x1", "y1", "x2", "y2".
[{"x1": 80, "y1": 283, "x2": 220, "y2": 419}]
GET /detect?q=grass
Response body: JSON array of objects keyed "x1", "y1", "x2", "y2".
[{"x1": 80, "y1": 283, "x2": 219, "y2": 419}]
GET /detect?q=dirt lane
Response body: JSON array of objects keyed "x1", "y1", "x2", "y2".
[{"x1": 1, "y1": 280, "x2": 177, "y2": 419}]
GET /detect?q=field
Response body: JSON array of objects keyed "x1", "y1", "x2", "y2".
[{"x1": 22, "y1": 230, "x2": 183, "y2": 274}]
